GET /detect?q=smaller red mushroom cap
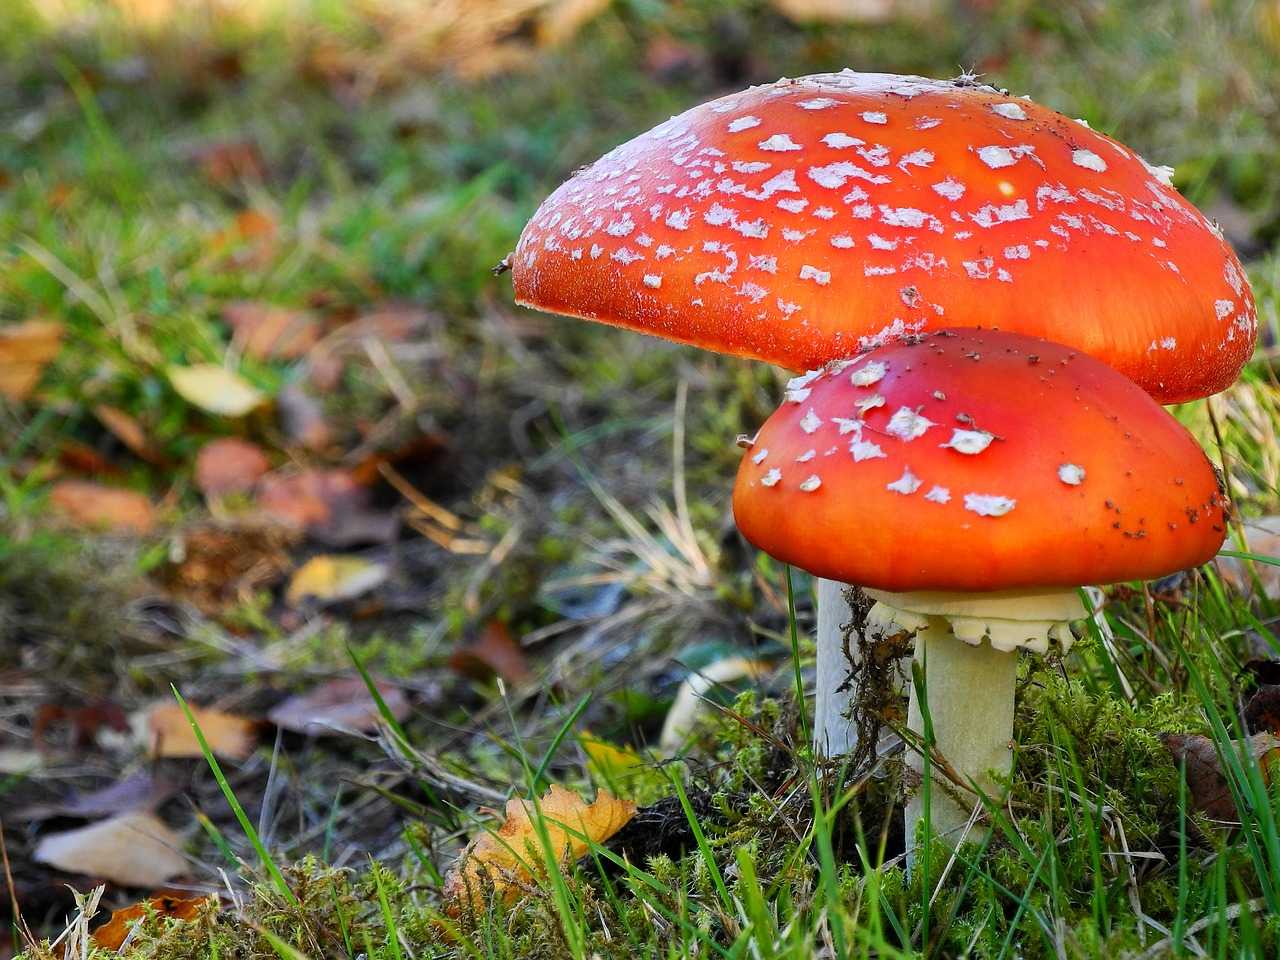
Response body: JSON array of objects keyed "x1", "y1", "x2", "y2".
[{"x1": 733, "y1": 327, "x2": 1227, "y2": 592}]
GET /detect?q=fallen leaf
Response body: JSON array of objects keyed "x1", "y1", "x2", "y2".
[
  {"x1": 92, "y1": 404, "x2": 164, "y2": 464},
  {"x1": 33, "y1": 699, "x2": 130, "y2": 753},
  {"x1": 168, "y1": 363, "x2": 265, "y2": 416},
  {"x1": 0, "y1": 319, "x2": 64, "y2": 400},
  {"x1": 92, "y1": 894, "x2": 214, "y2": 951},
  {"x1": 580, "y1": 733, "x2": 646, "y2": 790},
  {"x1": 448, "y1": 620, "x2": 534, "y2": 686},
  {"x1": 193, "y1": 139, "x2": 267, "y2": 188},
  {"x1": 155, "y1": 517, "x2": 298, "y2": 614},
  {"x1": 210, "y1": 208, "x2": 277, "y2": 270},
  {"x1": 277, "y1": 383, "x2": 332, "y2": 451},
  {"x1": 443, "y1": 785, "x2": 636, "y2": 914},
  {"x1": 267, "y1": 676, "x2": 411, "y2": 736},
  {"x1": 145, "y1": 702, "x2": 257, "y2": 760},
  {"x1": 223, "y1": 301, "x2": 321, "y2": 360},
  {"x1": 285, "y1": 555, "x2": 389, "y2": 607},
  {"x1": 255, "y1": 468, "x2": 399, "y2": 546},
  {"x1": 48, "y1": 480, "x2": 155, "y2": 534},
  {"x1": 34, "y1": 811, "x2": 189, "y2": 887},
  {"x1": 14, "y1": 774, "x2": 179, "y2": 823},
  {"x1": 1161, "y1": 731, "x2": 1280, "y2": 825},
  {"x1": 193, "y1": 437, "x2": 270, "y2": 498}
]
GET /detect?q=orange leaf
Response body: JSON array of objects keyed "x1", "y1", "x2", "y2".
[
  {"x1": 92, "y1": 895, "x2": 214, "y2": 951},
  {"x1": 93, "y1": 404, "x2": 164, "y2": 464},
  {"x1": 0, "y1": 319, "x2": 64, "y2": 400},
  {"x1": 267, "y1": 676, "x2": 411, "y2": 736},
  {"x1": 193, "y1": 437, "x2": 270, "y2": 498},
  {"x1": 48, "y1": 480, "x2": 154, "y2": 534},
  {"x1": 1162, "y1": 731, "x2": 1280, "y2": 825},
  {"x1": 146, "y1": 702, "x2": 257, "y2": 760},
  {"x1": 442, "y1": 785, "x2": 635, "y2": 914}
]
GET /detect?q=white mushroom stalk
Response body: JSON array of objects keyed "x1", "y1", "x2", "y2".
[{"x1": 865, "y1": 588, "x2": 1084, "y2": 851}]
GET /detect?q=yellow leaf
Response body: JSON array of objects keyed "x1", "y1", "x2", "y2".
[
  {"x1": 146, "y1": 701, "x2": 258, "y2": 760},
  {"x1": 285, "y1": 555, "x2": 388, "y2": 607},
  {"x1": 443, "y1": 785, "x2": 636, "y2": 914},
  {"x1": 580, "y1": 733, "x2": 645, "y2": 789},
  {"x1": 168, "y1": 363, "x2": 265, "y2": 416}
]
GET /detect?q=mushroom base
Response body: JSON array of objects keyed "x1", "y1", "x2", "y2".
[{"x1": 863, "y1": 588, "x2": 1086, "y2": 861}]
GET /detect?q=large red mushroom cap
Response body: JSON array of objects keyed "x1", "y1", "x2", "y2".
[
  {"x1": 732, "y1": 327, "x2": 1228, "y2": 593},
  {"x1": 514, "y1": 72, "x2": 1255, "y2": 404}
]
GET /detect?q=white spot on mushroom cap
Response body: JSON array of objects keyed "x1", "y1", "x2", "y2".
[
  {"x1": 861, "y1": 111, "x2": 888, "y2": 124},
  {"x1": 978, "y1": 145, "x2": 1018, "y2": 169},
  {"x1": 941, "y1": 428, "x2": 995, "y2": 454},
  {"x1": 643, "y1": 274, "x2": 662, "y2": 288},
  {"x1": 799, "y1": 264, "x2": 831, "y2": 285},
  {"x1": 796, "y1": 449, "x2": 816, "y2": 462},
  {"x1": 1141, "y1": 157, "x2": 1176, "y2": 186},
  {"x1": 924, "y1": 485, "x2": 951, "y2": 504},
  {"x1": 752, "y1": 447, "x2": 769, "y2": 464},
  {"x1": 761, "y1": 468, "x2": 782, "y2": 487},
  {"x1": 850, "y1": 439, "x2": 885, "y2": 461},
  {"x1": 1058, "y1": 463, "x2": 1085, "y2": 485},
  {"x1": 800, "y1": 409, "x2": 823, "y2": 434},
  {"x1": 971, "y1": 199, "x2": 1031, "y2": 228},
  {"x1": 932, "y1": 177, "x2": 966, "y2": 201},
  {"x1": 727, "y1": 115, "x2": 761, "y2": 132},
  {"x1": 759, "y1": 133, "x2": 803, "y2": 152},
  {"x1": 850, "y1": 360, "x2": 888, "y2": 386},
  {"x1": 1072, "y1": 149, "x2": 1107, "y2": 172},
  {"x1": 822, "y1": 132, "x2": 862, "y2": 148},
  {"x1": 665, "y1": 208, "x2": 692, "y2": 230},
  {"x1": 1215, "y1": 299, "x2": 1234, "y2": 320},
  {"x1": 964, "y1": 493, "x2": 1016, "y2": 516},
  {"x1": 777, "y1": 197, "x2": 808, "y2": 213},
  {"x1": 799, "y1": 475, "x2": 822, "y2": 492},
  {"x1": 887, "y1": 467, "x2": 922, "y2": 495},
  {"x1": 834, "y1": 417, "x2": 863, "y2": 435},
  {"x1": 799, "y1": 97, "x2": 838, "y2": 110},
  {"x1": 885, "y1": 407, "x2": 936, "y2": 441},
  {"x1": 990, "y1": 102, "x2": 1028, "y2": 120}
]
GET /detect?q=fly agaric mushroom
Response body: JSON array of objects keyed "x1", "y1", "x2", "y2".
[
  {"x1": 510, "y1": 71, "x2": 1255, "y2": 761},
  {"x1": 513, "y1": 71, "x2": 1255, "y2": 404},
  {"x1": 732, "y1": 327, "x2": 1228, "y2": 850}
]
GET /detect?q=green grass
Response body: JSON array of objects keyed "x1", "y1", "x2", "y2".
[{"x1": 4, "y1": 0, "x2": 1280, "y2": 958}]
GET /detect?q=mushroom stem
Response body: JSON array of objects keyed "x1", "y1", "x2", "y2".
[
  {"x1": 864, "y1": 588, "x2": 1085, "y2": 860},
  {"x1": 904, "y1": 620, "x2": 1018, "y2": 852},
  {"x1": 814, "y1": 577, "x2": 857, "y2": 757}
]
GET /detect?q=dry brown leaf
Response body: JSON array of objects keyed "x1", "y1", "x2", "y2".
[
  {"x1": 146, "y1": 702, "x2": 257, "y2": 760},
  {"x1": 255, "y1": 468, "x2": 399, "y2": 546},
  {"x1": 277, "y1": 383, "x2": 332, "y2": 451},
  {"x1": 1161, "y1": 731, "x2": 1280, "y2": 825},
  {"x1": 223, "y1": 301, "x2": 322, "y2": 361},
  {"x1": 193, "y1": 436, "x2": 270, "y2": 498},
  {"x1": 284, "y1": 555, "x2": 389, "y2": 607},
  {"x1": 267, "y1": 676, "x2": 411, "y2": 736},
  {"x1": 155, "y1": 517, "x2": 298, "y2": 613},
  {"x1": 193, "y1": 139, "x2": 267, "y2": 188},
  {"x1": 0, "y1": 319, "x2": 64, "y2": 400},
  {"x1": 92, "y1": 894, "x2": 215, "y2": 951},
  {"x1": 93, "y1": 404, "x2": 164, "y2": 464},
  {"x1": 33, "y1": 811, "x2": 189, "y2": 887},
  {"x1": 48, "y1": 480, "x2": 155, "y2": 534},
  {"x1": 449, "y1": 620, "x2": 534, "y2": 687},
  {"x1": 443, "y1": 785, "x2": 635, "y2": 914}
]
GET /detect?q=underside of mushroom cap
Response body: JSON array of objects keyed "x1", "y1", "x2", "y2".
[
  {"x1": 514, "y1": 71, "x2": 1256, "y2": 404},
  {"x1": 732, "y1": 328, "x2": 1229, "y2": 592}
]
